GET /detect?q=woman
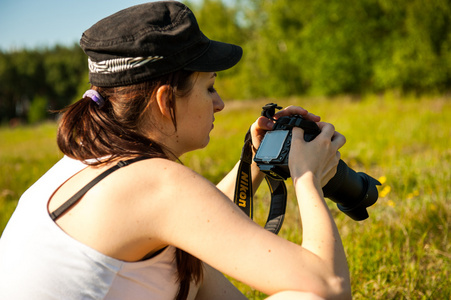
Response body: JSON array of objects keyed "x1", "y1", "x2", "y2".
[{"x1": 0, "y1": 1, "x2": 351, "y2": 299}]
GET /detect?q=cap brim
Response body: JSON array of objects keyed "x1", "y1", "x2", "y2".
[{"x1": 184, "y1": 40, "x2": 242, "y2": 72}]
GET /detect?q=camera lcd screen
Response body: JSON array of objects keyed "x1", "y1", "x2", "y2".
[{"x1": 255, "y1": 130, "x2": 289, "y2": 162}]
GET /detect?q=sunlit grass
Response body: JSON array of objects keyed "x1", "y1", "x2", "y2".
[
  {"x1": 184, "y1": 94, "x2": 451, "y2": 299},
  {"x1": 0, "y1": 122, "x2": 62, "y2": 229},
  {"x1": 1, "y1": 94, "x2": 450, "y2": 299}
]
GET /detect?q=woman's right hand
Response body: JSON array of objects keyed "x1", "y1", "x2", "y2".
[{"x1": 288, "y1": 122, "x2": 346, "y2": 187}]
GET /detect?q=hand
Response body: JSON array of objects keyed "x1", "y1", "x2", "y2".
[
  {"x1": 288, "y1": 122, "x2": 346, "y2": 187},
  {"x1": 249, "y1": 105, "x2": 321, "y2": 150}
]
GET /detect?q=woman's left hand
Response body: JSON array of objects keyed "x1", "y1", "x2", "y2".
[{"x1": 249, "y1": 105, "x2": 321, "y2": 150}]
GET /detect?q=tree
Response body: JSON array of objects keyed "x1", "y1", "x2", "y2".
[
  {"x1": 373, "y1": 0, "x2": 451, "y2": 93},
  {"x1": 187, "y1": 0, "x2": 250, "y2": 98},
  {"x1": 0, "y1": 45, "x2": 88, "y2": 123},
  {"x1": 43, "y1": 45, "x2": 87, "y2": 112}
]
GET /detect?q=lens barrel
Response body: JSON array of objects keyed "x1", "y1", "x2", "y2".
[{"x1": 323, "y1": 160, "x2": 381, "y2": 220}]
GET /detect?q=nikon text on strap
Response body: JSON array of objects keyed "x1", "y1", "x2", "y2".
[{"x1": 233, "y1": 129, "x2": 287, "y2": 234}]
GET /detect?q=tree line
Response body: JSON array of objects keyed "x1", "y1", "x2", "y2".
[
  {"x1": 0, "y1": 45, "x2": 89, "y2": 124},
  {"x1": 1, "y1": 0, "x2": 450, "y2": 124}
]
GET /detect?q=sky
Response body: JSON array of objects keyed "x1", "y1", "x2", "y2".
[{"x1": 0, "y1": 0, "x2": 202, "y2": 51}]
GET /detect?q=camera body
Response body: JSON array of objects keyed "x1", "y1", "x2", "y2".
[
  {"x1": 254, "y1": 105, "x2": 381, "y2": 221},
  {"x1": 254, "y1": 115, "x2": 320, "y2": 180}
]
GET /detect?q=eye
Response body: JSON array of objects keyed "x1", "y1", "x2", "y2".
[{"x1": 208, "y1": 86, "x2": 217, "y2": 94}]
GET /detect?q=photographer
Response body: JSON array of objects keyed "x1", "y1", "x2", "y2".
[{"x1": 0, "y1": 1, "x2": 351, "y2": 299}]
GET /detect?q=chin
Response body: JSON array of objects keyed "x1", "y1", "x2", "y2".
[
  {"x1": 186, "y1": 137, "x2": 210, "y2": 153},
  {"x1": 200, "y1": 138, "x2": 210, "y2": 149},
  {"x1": 199, "y1": 136, "x2": 211, "y2": 149}
]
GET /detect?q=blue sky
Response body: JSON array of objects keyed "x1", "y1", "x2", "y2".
[{"x1": 0, "y1": 0, "x2": 203, "y2": 51}]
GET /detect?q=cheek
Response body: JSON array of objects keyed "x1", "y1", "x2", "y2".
[{"x1": 192, "y1": 102, "x2": 213, "y2": 123}]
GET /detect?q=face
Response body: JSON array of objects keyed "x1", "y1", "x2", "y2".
[{"x1": 172, "y1": 72, "x2": 224, "y2": 155}]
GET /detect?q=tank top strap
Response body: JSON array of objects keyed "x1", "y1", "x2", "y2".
[{"x1": 49, "y1": 156, "x2": 152, "y2": 221}]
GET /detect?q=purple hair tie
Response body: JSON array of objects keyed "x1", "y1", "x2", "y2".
[{"x1": 83, "y1": 89, "x2": 105, "y2": 108}]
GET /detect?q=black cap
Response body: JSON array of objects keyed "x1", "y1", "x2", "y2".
[{"x1": 80, "y1": 1, "x2": 242, "y2": 87}]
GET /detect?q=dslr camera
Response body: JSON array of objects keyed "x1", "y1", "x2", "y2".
[{"x1": 254, "y1": 103, "x2": 381, "y2": 221}]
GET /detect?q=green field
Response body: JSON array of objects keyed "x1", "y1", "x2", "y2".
[{"x1": 1, "y1": 94, "x2": 450, "y2": 299}]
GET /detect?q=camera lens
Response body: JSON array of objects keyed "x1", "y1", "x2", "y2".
[
  {"x1": 322, "y1": 160, "x2": 381, "y2": 220},
  {"x1": 254, "y1": 104, "x2": 381, "y2": 221}
]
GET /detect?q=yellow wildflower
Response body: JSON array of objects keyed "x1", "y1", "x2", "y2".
[
  {"x1": 378, "y1": 176, "x2": 387, "y2": 185},
  {"x1": 407, "y1": 190, "x2": 420, "y2": 200},
  {"x1": 379, "y1": 185, "x2": 391, "y2": 198}
]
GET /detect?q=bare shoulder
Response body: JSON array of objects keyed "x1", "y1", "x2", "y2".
[
  {"x1": 54, "y1": 157, "x2": 221, "y2": 261},
  {"x1": 117, "y1": 157, "x2": 213, "y2": 192},
  {"x1": 100, "y1": 158, "x2": 330, "y2": 296},
  {"x1": 110, "y1": 157, "x2": 220, "y2": 219},
  {"x1": 107, "y1": 156, "x2": 247, "y2": 252}
]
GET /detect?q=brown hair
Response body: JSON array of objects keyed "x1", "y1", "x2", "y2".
[{"x1": 57, "y1": 70, "x2": 203, "y2": 300}]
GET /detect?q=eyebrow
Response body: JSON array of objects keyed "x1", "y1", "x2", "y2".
[{"x1": 211, "y1": 72, "x2": 217, "y2": 78}]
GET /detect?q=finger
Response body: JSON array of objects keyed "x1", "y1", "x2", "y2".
[
  {"x1": 291, "y1": 127, "x2": 306, "y2": 143},
  {"x1": 321, "y1": 151, "x2": 341, "y2": 186},
  {"x1": 322, "y1": 164, "x2": 338, "y2": 187},
  {"x1": 250, "y1": 116, "x2": 275, "y2": 149},
  {"x1": 316, "y1": 122, "x2": 336, "y2": 138},
  {"x1": 331, "y1": 131, "x2": 346, "y2": 148},
  {"x1": 256, "y1": 116, "x2": 275, "y2": 130},
  {"x1": 250, "y1": 116, "x2": 274, "y2": 136},
  {"x1": 304, "y1": 112, "x2": 321, "y2": 122},
  {"x1": 274, "y1": 105, "x2": 307, "y2": 117},
  {"x1": 273, "y1": 105, "x2": 321, "y2": 122}
]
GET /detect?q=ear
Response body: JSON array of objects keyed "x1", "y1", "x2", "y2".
[{"x1": 156, "y1": 85, "x2": 173, "y2": 120}]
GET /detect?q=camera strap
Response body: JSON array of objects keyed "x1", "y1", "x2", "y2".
[{"x1": 234, "y1": 129, "x2": 287, "y2": 234}]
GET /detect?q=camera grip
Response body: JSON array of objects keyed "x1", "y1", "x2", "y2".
[{"x1": 273, "y1": 115, "x2": 321, "y2": 142}]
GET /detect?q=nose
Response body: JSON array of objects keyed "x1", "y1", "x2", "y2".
[{"x1": 213, "y1": 93, "x2": 225, "y2": 113}]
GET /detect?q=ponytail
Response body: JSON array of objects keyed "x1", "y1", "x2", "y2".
[{"x1": 57, "y1": 70, "x2": 203, "y2": 299}]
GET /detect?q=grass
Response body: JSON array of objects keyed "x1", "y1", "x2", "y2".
[
  {"x1": 0, "y1": 122, "x2": 63, "y2": 229},
  {"x1": 1, "y1": 94, "x2": 450, "y2": 299}
]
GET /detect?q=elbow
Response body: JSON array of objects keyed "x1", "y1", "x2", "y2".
[
  {"x1": 272, "y1": 275, "x2": 352, "y2": 300},
  {"x1": 323, "y1": 276, "x2": 352, "y2": 300},
  {"x1": 306, "y1": 275, "x2": 351, "y2": 300}
]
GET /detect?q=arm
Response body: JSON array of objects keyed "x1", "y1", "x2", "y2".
[
  {"x1": 215, "y1": 115, "x2": 271, "y2": 199},
  {"x1": 132, "y1": 125, "x2": 350, "y2": 299},
  {"x1": 215, "y1": 158, "x2": 265, "y2": 201},
  {"x1": 289, "y1": 124, "x2": 350, "y2": 293},
  {"x1": 217, "y1": 106, "x2": 321, "y2": 200},
  {"x1": 195, "y1": 263, "x2": 247, "y2": 300}
]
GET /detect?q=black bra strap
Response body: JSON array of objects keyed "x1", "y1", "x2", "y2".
[{"x1": 50, "y1": 156, "x2": 151, "y2": 221}]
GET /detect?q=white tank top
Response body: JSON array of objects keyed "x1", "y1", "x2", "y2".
[{"x1": 0, "y1": 156, "x2": 182, "y2": 299}]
